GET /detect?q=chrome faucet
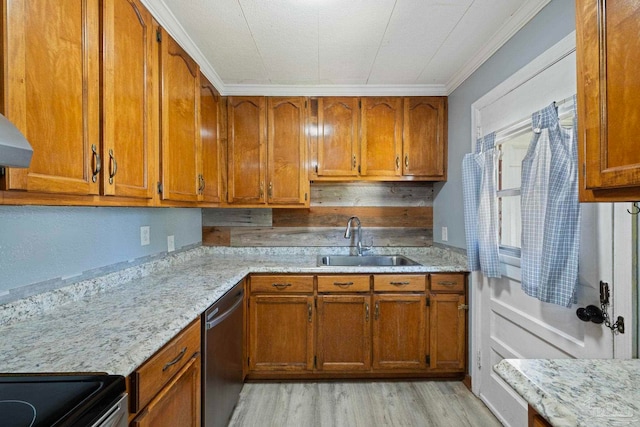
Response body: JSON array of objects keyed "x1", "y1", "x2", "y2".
[{"x1": 344, "y1": 216, "x2": 363, "y2": 256}]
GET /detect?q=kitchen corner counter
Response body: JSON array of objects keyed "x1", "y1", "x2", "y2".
[
  {"x1": 494, "y1": 358, "x2": 640, "y2": 426},
  {"x1": 0, "y1": 246, "x2": 467, "y2": 377}
]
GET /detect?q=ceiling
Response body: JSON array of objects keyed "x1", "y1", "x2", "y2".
[{"x1": 143, "y1": 0, "x2": 551, "y2": 96}]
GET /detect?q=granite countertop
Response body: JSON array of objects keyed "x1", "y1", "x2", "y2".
[
  {"x1": 494, "y1": 358, "x2": 640, "y2": 426},
  {"x1": 0, "y1": 246, "x2": 467, "y2": 377}
]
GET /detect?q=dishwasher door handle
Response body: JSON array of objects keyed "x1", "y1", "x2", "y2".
[{"x1": 206, "y1": 291, "x2": 244, "y2": 330}]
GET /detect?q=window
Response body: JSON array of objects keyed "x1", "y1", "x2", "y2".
[{"x1": 494, "y1": 101, "x2": 575, "y2": 259}]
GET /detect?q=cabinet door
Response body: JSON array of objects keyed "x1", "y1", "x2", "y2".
[
  {"x1": 317, "y1": 295, "x2": 371, "y2": 371},
  {"x1": 317, "y1": 97, "x2": 359, "y2": 177},
  {"x1": 102, "y1": 0, "x2": 156, "y2": 199},
  {"x1": 360, "y1": 97, "x2": 402, "y2": 177},
  {"x1": 267, "y1": 97, "x2": 308, "y2": 205},
  {"x1": 2, "y1": 0, "x2": 100, "y2": 194},
  {"x1": 199, "y1": 74, "x2": 222, "y2": 203},
  {"x1": 227, "y1": 96, "x2": 266, "y2": 204},
  {"x1": 131, "y1": 353, "x2": 201, "y2": 427},
  {"x1": 577, "y1": 0, "x2": 640, "y2": 199},
  {"x1": 249, "y1": 295, "x2": 314, "y2": 371},
  {"x1": 402, "y1": 97, "x2": 447, "y2": 179},
  {"x1": 159, "y1": 28, "x2": 200, "y2": 202},
  {"x1": 372, "y1": 294, "x2": 426, "y2": 370},
  {"x1": 429, "y1": 293, "x2": 466, "y2": 371}
]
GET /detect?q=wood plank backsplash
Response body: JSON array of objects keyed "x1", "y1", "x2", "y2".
[{"x1": 202, "y1": 182, "x2": 434, "y2": 247}]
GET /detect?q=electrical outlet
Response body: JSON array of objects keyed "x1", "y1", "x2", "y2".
[
  {"x1": 167, "y1": 235, "x2": 175, "y2": 252},
  {"x1": 442, "y1": 226, "x2": 448, "y2": 242},
  {"x1": 140, "y1": 226, "x2": 150, "y2": 246}
]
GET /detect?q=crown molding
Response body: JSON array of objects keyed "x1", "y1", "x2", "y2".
[
  {"x1": 221, "y1": 84, "x2": 447, "y2": 97},
  {"x1": 139, "y1": 0, "x2": 226, "y2": 91},
  {"x1": 444, "y1": 0, "x2": 551, "y2": 94}
]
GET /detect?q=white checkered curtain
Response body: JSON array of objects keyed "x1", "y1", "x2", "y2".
[
  {"x1": 521, "y1": 98, "x2": 580, "y2": 307},
  {"x1": 462, "y1": 133, "x2": 501, "y2": 278}
]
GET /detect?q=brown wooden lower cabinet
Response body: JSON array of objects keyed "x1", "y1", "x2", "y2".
[
  {"x1": 248, "y1": 294, "x2": 315, "y2": 372},
  {"x1": 317, "y1": 294, "x2": 371, "y2": 371},
  {"x1": 372, "y1": 293, "x2": 427, "y2": 370},
  {"x1": 131, "y1": 354, "x2": 201, "y2": 427},
  {"x1": 129, "y1": 318, "x2": 201, "y2": 426},
  {"x1": 528, "y1": 404, "x2": 552, "y2": 427},
  {"x1": 246, "y1": 273, "x2": 468, "y2": 379}
]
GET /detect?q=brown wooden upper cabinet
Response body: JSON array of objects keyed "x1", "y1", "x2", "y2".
[
  {"x1": 199, "y1": 74, "x2": 223, "y2": 204},
  {"x1": 227, "y1": 96, "x2": 309, "y2": 207},
  {"x1": 311, "y1": 96, "x2": 447, "y2": 182},
  {"x1": 158, "y1": 28, "x2": 201, "y2": 203},
  {"x1": 1, "y1": 0, "x2": 159, "y2": 202},
  {"x1": 102, "y1": 0, "x2": 157, "y2": 200},
  {"x1": 577, "y1": 0, "x2": 640, "y2": 201},
  {"x1": 1, "y1": 0, "x2": 101, "y2": 195}
]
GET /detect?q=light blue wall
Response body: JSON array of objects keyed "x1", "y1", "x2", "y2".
[
  {"x1": 434, "y1": 0, "x2": 576, "y2": 249},
  {"x1": 0, "y1": 206, "x2": 202, "y2": 298}
]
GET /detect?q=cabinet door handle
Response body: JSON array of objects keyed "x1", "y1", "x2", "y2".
[
  {"x1": 333, "y1": 281, "x2": 354, "y2": 287},
  {"x1": 396, "y1": 155, "x2": 400, "y2": 170},
  {"x1": 390, "y1": 281, "x2": 410, "y2": 286},
  {"x1": 162, "y1": 346, "x2": 187, "y2": 372},
  {"x1": 91, "y1": 144, "x2": 101, "y2": 183},
  {"x1": 405, "y1": 154, "x2": 409, "y2": 169},
  {"x1": 458, "y1": 304, "x2": 469, "y2": 311},
  {"x1": 365, "y1": 303, "x2": 369, "y2": 321},
  {"x1": 374, "y1": 301, "x2": 379, "y2": 320},
  {"x1": 268, "y1": 181, "x2": 272, "y2": 197},
  {"x1": 259, "y1": 181, "x2": 264, "y2": 198},
  {"x1": 353, "y1": 155, "x2": 357, "y2": 169},
  {"x1": 308, "y1": 303, "x2": 313, "y2": 322},
  {"x1": 108, "y1": 149, "x2": 117, "y2": 184},
  {"x1": 438, "y1": 281, "x2": 458, "y2": 286},
  {"x1": 198, "y1": 174, "x2": 205, "y2": 193},
  {"x1": 271, "y1": 283, "x2": 292, "y2": 289}
]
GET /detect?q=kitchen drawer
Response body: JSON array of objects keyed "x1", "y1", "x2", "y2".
[
  {"x1": 373, "y1": 275, "x2": 426, "y2": 292},
  {"x1": 317, "y1": 275, "x2": 370, "y2": 292},
  {"x1": 130, "y1": 318, "x2": 201, "y2": 412},
  {"x1": 250, "y1": 275, "x2": 314, "y2": 293},
  {"x1": 430, "y1": 273, "x2": 465, "y2": 292}
]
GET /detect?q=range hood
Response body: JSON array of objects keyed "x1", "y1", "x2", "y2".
[{"x1": 0, "y1": 113, "x2": 33, "y2": 168}]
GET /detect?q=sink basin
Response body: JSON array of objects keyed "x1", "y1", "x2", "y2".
[{"x1": 317, "y1": 254, "x2": 421, "y2": 267}]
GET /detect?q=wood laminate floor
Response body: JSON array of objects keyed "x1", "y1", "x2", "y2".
[{"x1": 228, "y1": 381, "x2": 502, "y2": 427}]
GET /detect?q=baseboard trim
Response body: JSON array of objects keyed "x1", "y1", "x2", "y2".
[{"x1": 462, "y1": 375, "x2": 472, "y2": 391}]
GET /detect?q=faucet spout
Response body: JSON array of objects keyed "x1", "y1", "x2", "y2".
[{"x1": 344, "y1": 216, "x2": 363, "y2": 256}]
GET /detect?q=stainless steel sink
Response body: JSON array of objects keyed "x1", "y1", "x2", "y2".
[{"x1": 317, "y1": 254, "x2": 421, "y2": 267}]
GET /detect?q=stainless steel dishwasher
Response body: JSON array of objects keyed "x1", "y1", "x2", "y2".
[{"x1": 202, "y1": 280, "x2": 245, "y2": 427}]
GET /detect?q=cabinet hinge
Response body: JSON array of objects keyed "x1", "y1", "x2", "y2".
[
  {"x1": 0, "y1": 167, "x2": 5, "y2": 177},
  {"x1": 305, "y1": 100, "x2": 308, "y2": 108},
  {"x1": 314, "y1": 355, "x2": 317, "y2": 368},
  {"x1": 358, "y1": 165, "x2": 361, "y2": 174},
  {"x1": 247, "y1": 356, "x2": 250, "y2": 367},
  {"x1": 359, "y1": 100, "x2": 361, "y2": 109},
  {"x1": 157, "y1": 182, "x2": 163, "y2": 194},
  {"x1": 426, "y1": 298, "x2": 430, "y2": 307},
  {"x1": 426, "y1": 355, "x2": 430, "y2": 365},
  {"x1": 304, "y1": 192, "x2": 308, "y2": 201},
  {"x1": 315, "y1": 164, "x2": 318, "y2": 174},
  {"x1": 156, "y1": 29, "x2": 162, "y2": 42}
]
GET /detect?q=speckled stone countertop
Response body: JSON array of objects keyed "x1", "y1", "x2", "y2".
[
  {"x1": 494, "y1": 358, "x2": 640, "y2": 426},
  {"x1": 0, "y1": 246, "x2": 466, "y2": 377}
]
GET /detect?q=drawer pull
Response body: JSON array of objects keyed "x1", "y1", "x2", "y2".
[
  {"x1": 333, "y1": 281, "x2": 354, "y2": 287},
  {"x1": 390, "y1": 281, "x2": 410, "y2": 286},
  {"x1": 438, "y1": 281, "x2": 458, "y2": 286},
  {"x1": 271, "y1": 283, "x2": 292, "y2": 289},
  {"x1": 162, "y1": 347, "x2": 187, "y2": 372}
]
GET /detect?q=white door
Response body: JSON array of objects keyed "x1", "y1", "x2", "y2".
[{"x1": 469, "y1": 32, "x2": 632, "y2": 426}]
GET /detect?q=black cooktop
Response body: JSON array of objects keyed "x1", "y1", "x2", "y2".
[{"x1": 0, "y1": 374, "x2": 125, "y2": 427}]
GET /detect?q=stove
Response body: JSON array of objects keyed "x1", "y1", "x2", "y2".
[{"x1": 0, "y1": 374, "x2": 127, "y2": 427}]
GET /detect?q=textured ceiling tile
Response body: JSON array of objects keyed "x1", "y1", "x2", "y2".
[
  {"x1": 368, "y1": 0, "x2": 473, "y2": 84},
  {"x1": 239, "y1": 0, "x2": 319, "y2": 82},
  {"x1": 417, "y1": 0, "x2": 529, "y2": 83}
]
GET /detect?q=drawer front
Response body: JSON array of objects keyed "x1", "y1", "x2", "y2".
[
  {"x1": 132, "y1": 318, "x2": 201, "y2": 412},
  {"x1": 373, "y1": 275, "x2": 426, "y2": 292},
  {"x1": 430, "y1": 273, "x2": 465, "y2": 292},
  {"x1": 317, "y1": 275, "x2": 370, "y2": 292},
  {"x1": 250, "y1": 275, "x2": 314, "y2": 293}
]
